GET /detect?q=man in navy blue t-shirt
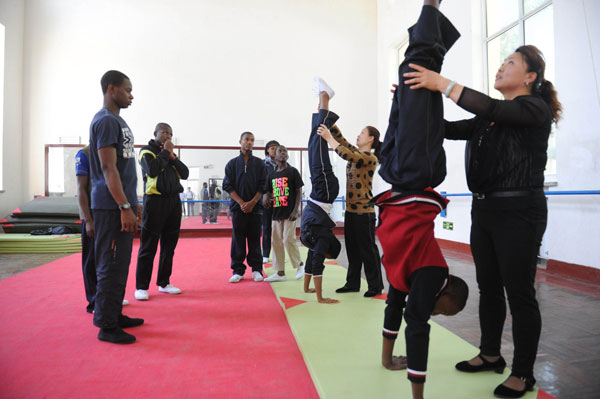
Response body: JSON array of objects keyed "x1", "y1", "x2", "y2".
[{"x1": 88, "y1": 70, "x2": 143, "y2": 344}]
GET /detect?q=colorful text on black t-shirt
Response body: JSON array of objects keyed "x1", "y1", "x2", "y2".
[{"x1": 272, "y1": 177, "x2": 290, "y2": 207}]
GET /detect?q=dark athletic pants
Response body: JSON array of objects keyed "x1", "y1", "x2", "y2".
[
  {"x1": 308, "y1": 109, "x2": 340, "y2": 203},
  {"x1": 136, "y1": 195, "x2": 182, "y2": 290},
  {"x1": 92, "y1": 209, "x2": 133, "y2": 329},
  {"x1": 81, "y1": 219, "x2": 97, "y2": 313},
  {"x1": 262, "y1": 208, "x2": 273, "y2": 258},
  {"x1": 230, "y1": 210, "x2": 263, "y2": 276},
  {"x1": 383, "y1": 266, "x2": 447, "y2": 384},
  {"x1": 343, "y1": 212, "x2": 383, "y2": 291},
  {"x1": 304, "y1": 249, "x2": 326, "y2": 277},
  {"x1": 471, "y1": 195, "x2": 547, "y2": 379},
  {"x1": 378, "y1": 5, "x2": 460, "y2": 191},
  {"x1": 202, "y1": 202, "x2": 208, "y2": 223}
]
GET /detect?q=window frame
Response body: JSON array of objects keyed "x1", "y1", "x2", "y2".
[{"x1": 482, "y1": 0, "x2": 556, "y2": 182}]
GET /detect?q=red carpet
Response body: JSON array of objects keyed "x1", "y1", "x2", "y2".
[
  {"x1": 0, "y1": 238, "x2": 318, "y2": 399},
  {"x1": 181, "y1": 215, "x2": 233, "y2": 229}
]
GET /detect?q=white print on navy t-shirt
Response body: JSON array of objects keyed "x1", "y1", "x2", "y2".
[{"x1": 122, "y1": 127, "x2": 135, "y2": 158}]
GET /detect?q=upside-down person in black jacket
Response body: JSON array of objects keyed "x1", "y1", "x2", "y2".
[
  {"x1": 134, "y1": 122, "x2": 189, "y2": 302},
  {"x1": 404, "y1": 39, "x2": 562, "y2": 397},
  {"x1": 374, "y1": 2, "x2": 469, "y2": 399}
]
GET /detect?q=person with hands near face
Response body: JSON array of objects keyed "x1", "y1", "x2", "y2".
[
  {"x1": 133, "y1": 123, "x2": 189, "y2": 302},
  {"x1": 88, "y1": 70, "x2": 143, "y2": 344},
  {"x1": 223, "y1": 131, "x2": 268, "y2": 283},
  {"x1": 403, "y1": 42, "x2": 562, "y2": 398},
  {"x1": 262, "y1": 145, "x2": 305, "y2": 282}
]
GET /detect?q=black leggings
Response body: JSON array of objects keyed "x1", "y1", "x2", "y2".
[{"x1": 471, "y1": 196, "x2": 547, "y2": 379}]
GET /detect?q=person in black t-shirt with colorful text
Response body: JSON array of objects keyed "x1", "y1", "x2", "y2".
[{"x1": 263, "y1": 145, "x2": 304, "y2": 282}]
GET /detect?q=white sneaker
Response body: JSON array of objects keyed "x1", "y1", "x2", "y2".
[
  {"x1": 313, "y1": 77, "x2": 335, "y2": 99},
  {"x1": 253, "y1": 271, "x2": 264, "y2": 282},
  {"x1": 262, "y1": 257, "x2": 269, "y2": 263},
  {"x1": 229, "y1": 274, "x2": 244, "y2": 283},
  {"x1": 296, "y1": 264, "x2": 305, "y2": 280},
  {"x1": 134, "y1": 289, "x2": 149, "y2": 301},
  {"x1": 122, "y1": 299, "x2": 129, "y2": 306},
  {"x1": 158, "y1": 284, "x2": 182, "y2": 295},
  {"x1": 264, "y1": 273, "x2": 287, "y2": 282}
]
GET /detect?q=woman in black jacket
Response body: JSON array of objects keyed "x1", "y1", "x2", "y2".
[{"x1": 403, "y1": 45, "x2": 562, "y2": 398}]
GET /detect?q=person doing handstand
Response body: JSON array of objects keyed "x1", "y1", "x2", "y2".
[
  {"x1": 374, "y1": 1, "x2": 469, "y2": 399},
  {"x1": 300, "y1": 77, "x2": 342, "y2": 304}
]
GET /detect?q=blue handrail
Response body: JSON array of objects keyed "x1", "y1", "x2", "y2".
[
  {"x1": 441, "y1": 190, "x2": 600, "y2": 197},
  {"x1": 439, "y1": 190, "x2": 600, "y2": 217}
]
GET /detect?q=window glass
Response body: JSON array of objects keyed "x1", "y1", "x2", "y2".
[
  {"x1": 486, "y1": 25, "x2": 520, "y2": 98},
  {"x1": 524, "y1": 5, "x2": 554, "y2": 83},
  {"x1": 524, "y1": 0, "x2": 549, "y2": 15},
  {"x1": 486, "y1": 0, "x2": 519, "y2": 36}
]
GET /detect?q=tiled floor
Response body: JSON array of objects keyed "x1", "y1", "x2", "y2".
[{"x1": 2, "y1": 240, "x2": 599, "y2": 399}]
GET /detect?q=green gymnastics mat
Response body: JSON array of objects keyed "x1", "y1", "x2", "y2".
[
  {"x1": 0, "y1": 234, "x2": 81, "y2": 254},
  {"x1": 265, "y1": 248, "x2": 539, "y2": 399}
]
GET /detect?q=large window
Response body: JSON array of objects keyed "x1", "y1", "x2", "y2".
[{"x1": 484, "y1": 0, "x2": 556, "y2": 176}]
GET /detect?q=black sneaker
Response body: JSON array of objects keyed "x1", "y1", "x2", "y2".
[
  {"x1": 118, "y1": 314, "x2": 144, "y2": 328},
  {"x1": 98, "y1": 327, "x2": 136, "y2": 344},
  {"x1": 364, "y1": 290, "x2": 382, "y2": 298},
  {"x1": 335, "y1": 286, "x2": 360, "y2": 293}
]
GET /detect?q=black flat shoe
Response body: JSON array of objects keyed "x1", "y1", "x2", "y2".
[
  {"x1": 493, "y1": 376, "x2": 536, "y2": 398},
  {"x1": 118, "y1": 314, "x2": 144, "y2": 328},
  {"x1": 335, "y1": 286, "x2": 359, "y2": 293},
  {"x1": 98, "y1": 327, "x2": 136, "y2": 344},
  {"x1": 455, "y1": 354, "x2": 506, "y2": 373},
  {"x1": 363, "y1": 290, "x2": 382, "y2": 297}
]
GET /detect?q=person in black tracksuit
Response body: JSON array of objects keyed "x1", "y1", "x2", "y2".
[
  {"x1": 135, "y1": 123, "x2": 189, "y2": 300},
  {"x1": 373, "y1": 2, "x2": 470, "y2": 399},
  {"x1": 300, "y1": 79, "x2": 342, "y2": 304},
  {"x1": 223, "y1": 131, "x2": 267, "y2": 283}
]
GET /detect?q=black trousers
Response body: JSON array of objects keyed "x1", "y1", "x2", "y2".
[
  {"x1": 378, "y1": 5, "x2": 460, "y2": 191},
  {"x1": 92, "y1": 209, "x2": 133, "y2": 329},
  {"x1": 230, "y1": 211, "x2": 263, "y2": 275},
  {"x1": 343, "y1": 212, "x2": 383, "y2": 291},
  {"x1": 81, "y1": 219, "x2": 97, "y2": 313},
  {"x1": 309, "y1": 109, "x2": 340, "y2": 203},
  {"x1": 383, "y1": 267, "x2": 447, "y2": 383},
  {"x1": 210, "y1": 202, "x2": 218, "y2": 223},
  {"x1": 471, "y1": 196, "x2": 547, "y2": 379},
  {"x1": 202, "y1": 203, "x2": 208, "y2": 223},
  {"x1": 136, "y1": 195, "x2": 182, "y2": 290},
  {"x1": 262, "y1": 208, "x2": 273, "y2": 258}
]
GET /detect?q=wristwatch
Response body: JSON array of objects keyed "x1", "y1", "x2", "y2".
[{"x1": 119, "y1": 202, "x2": 131, "y2": 211}]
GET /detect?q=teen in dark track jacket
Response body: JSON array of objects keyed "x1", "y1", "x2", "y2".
[
  {"x1": 134, "y1": 122, "x2": 189, "y2": 301},
  {"x1": 223, "y1": 131, "x2": 267, "y2": 283}
]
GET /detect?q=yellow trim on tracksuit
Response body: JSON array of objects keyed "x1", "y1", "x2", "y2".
[{"x1": 139, "y1": 150, "x2": 161, "y2": 195}]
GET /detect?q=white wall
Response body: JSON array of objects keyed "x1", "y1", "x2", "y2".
[
  {"x1": 20, "y1": 0, "x2": 377, "y2": 199},
  {"x1": 544, "y1": 0, "x2": 600, "y2": 268},
  {"x1": 0, "y1": 0, "x2": 25, "y2": 219},
  {"x1": 377, "y1": 0, "x2": 600, "y2": 270}
]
